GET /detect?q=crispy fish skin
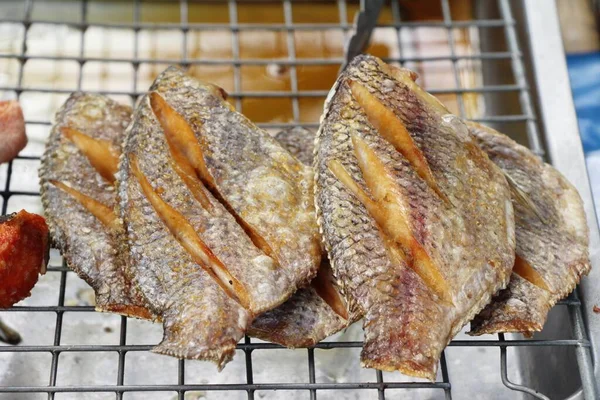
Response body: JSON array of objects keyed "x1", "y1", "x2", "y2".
[
  {"x1": 39, "y1": 93, "x2": 151, "y2": 319},
  {"x1": 314, "y1": 55, "x2": 515, "y2": 379},
  {"x1": 467, "y1": 122, "x2": 590, "y2": 335},
  {"x1": 150, "y1": 67, "x2": 321, "y2": 297}
]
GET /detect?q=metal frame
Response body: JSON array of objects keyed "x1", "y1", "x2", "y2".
[{"x1": 0, "y1": 0, "x2": 596, "y2": 399}]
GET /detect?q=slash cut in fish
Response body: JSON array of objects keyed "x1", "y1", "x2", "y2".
[
  {"x1": 314, "y1": 55, "x2": 515, "y2": 380},
  {"x1": 39, "y1": 93, "x2": 152, "y2": 319},
  {"x1": 467, "y1": 122, "x2": 590, "y2": 336},
  {"x1": 116, "y1": 67, "x2": 321, "y2": 366}
]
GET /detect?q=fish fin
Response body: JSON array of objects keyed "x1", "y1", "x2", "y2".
[
  {"x1": 504, "y1": 173, "x2": 548, "y2": 224},
  {"x1": 153, "y1": 303, "x2": 247, "y2": 369}
]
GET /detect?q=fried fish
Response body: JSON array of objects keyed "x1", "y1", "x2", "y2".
[
  {"x1": 314, "y1": 55, "x2": 515, "y2": 380},
  {"x1": 117, "y1": 67, "x2": 321, "y2": 366},
  {"x1": 467, "y1": 122, "x2": 590, "y2": 336},
  {"x1": 39, "y1": 93, "x2": 152, "y2": 319}
]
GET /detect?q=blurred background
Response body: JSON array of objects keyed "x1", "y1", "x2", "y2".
[{"x1": 558, "y1": 0, "x2": 600, "y2": 225}]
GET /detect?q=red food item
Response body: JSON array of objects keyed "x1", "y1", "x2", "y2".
[
  {"x1": 0, "y1": 210, "x2": 49, "y2": 308},
  {"x1": 0, "y1": 100, "x2": 27, "y2": 164}
]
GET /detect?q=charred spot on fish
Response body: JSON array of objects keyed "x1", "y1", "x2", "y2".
[
  {"x1": 149, "y1": 91, "x2": 280, "y2": 266},
  {"x1": 328, "y1": 136, "x2": 452, "y2": 305},
  {"x1": 128, "y1": 153, "x2": 251, "y2": 310},
  {"x1": 61, "y1": 127, "x2": 120, "y2": 184},
  {"x1": 348, "y1": 80, "x2": 450, "y2": 205},
  {"x1": 512, "y1": 255, "x2": 550, "y2": 292},
  {"x1": 50, "y1": 180, "x2": 117, "y2": 228}
]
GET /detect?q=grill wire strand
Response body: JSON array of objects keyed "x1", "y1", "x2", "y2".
[{"x1": 0, "y1": 0, "x2": 595, "y2": 399}]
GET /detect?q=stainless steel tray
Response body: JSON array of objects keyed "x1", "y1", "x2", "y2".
[{"x1": 0, "y1": 0, "x2": 597, "y2": 399}]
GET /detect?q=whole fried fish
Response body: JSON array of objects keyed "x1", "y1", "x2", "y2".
[
  {"x1": 39, "y1": 93, "x2": 152, "y2": 319},
  {"x1": 117, "y1": 67, "x2": 321, "y2": 366},
  {"x1": 467, "y1": 122, "x2": 590, "y2": 336},
  {"x1": 314, "y1": 55, "x2": 515, "y2": 380},
  {"x1": 249, "y1": 127, "x2": 351, "y2": 347}
]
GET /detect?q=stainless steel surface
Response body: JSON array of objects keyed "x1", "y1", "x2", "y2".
[
  {"x1": 0, "y1": 0, "x2": 596, "y2": 399},
  {"x1": 520, "y1": 1, "x2": 600, "y2": 398}
]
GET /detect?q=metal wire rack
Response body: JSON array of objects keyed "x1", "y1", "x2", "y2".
[{"x1": 0, "y1": 0, "x2": 598, "y2": 399}]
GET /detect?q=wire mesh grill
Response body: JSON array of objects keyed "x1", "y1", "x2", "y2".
[{"x1": 0, "y1": 0, "x2": 596, "y2": 399}]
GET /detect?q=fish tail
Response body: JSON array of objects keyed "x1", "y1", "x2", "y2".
[
  {"x1": 152, "y1": 304, "x2": 248, "y2": 369},
  {"x1": 469, "y1": 274, "x2": 551, "y2": 336},
  {"x1": 359, "y1": 269, "x2": 452, "y2": 381}
]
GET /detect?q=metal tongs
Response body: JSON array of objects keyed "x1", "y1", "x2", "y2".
[{"x1": 342, "y1": 0, "x2": 385, "y2": 70}]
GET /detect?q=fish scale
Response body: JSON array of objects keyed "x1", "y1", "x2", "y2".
[
  {"x1": 151, "y1": 68, "x2": 320, "y2": 290},
  {"x1": 314, "y1": 55, "x2": 515, "y2": 380},
  {"x1": 117, "y1": 67, "x2": 321, "y2": 367},
  {"x1": 272, "y1": 118, "x2": 591, "y2": 345},
  {"x1": 117, "y1": 89, "x2": 258, "y2": 366},
  {"x1": 248, "y1": 127, "x2": 352, "y2": 348}
]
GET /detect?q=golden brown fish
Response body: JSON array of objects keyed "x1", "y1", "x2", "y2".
[
  {"x1": 39, "y1": 93, "x2": 152, "y2": 319},
  {"x1": 314, "y1": 55, "x2": 515, "y2": 380},
  {"x1": 116, "y1": 67, "x2": 321, "y2": 366},
  {"x1": 467, "y1": 122, "x2": 590, "y2": 336}
]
